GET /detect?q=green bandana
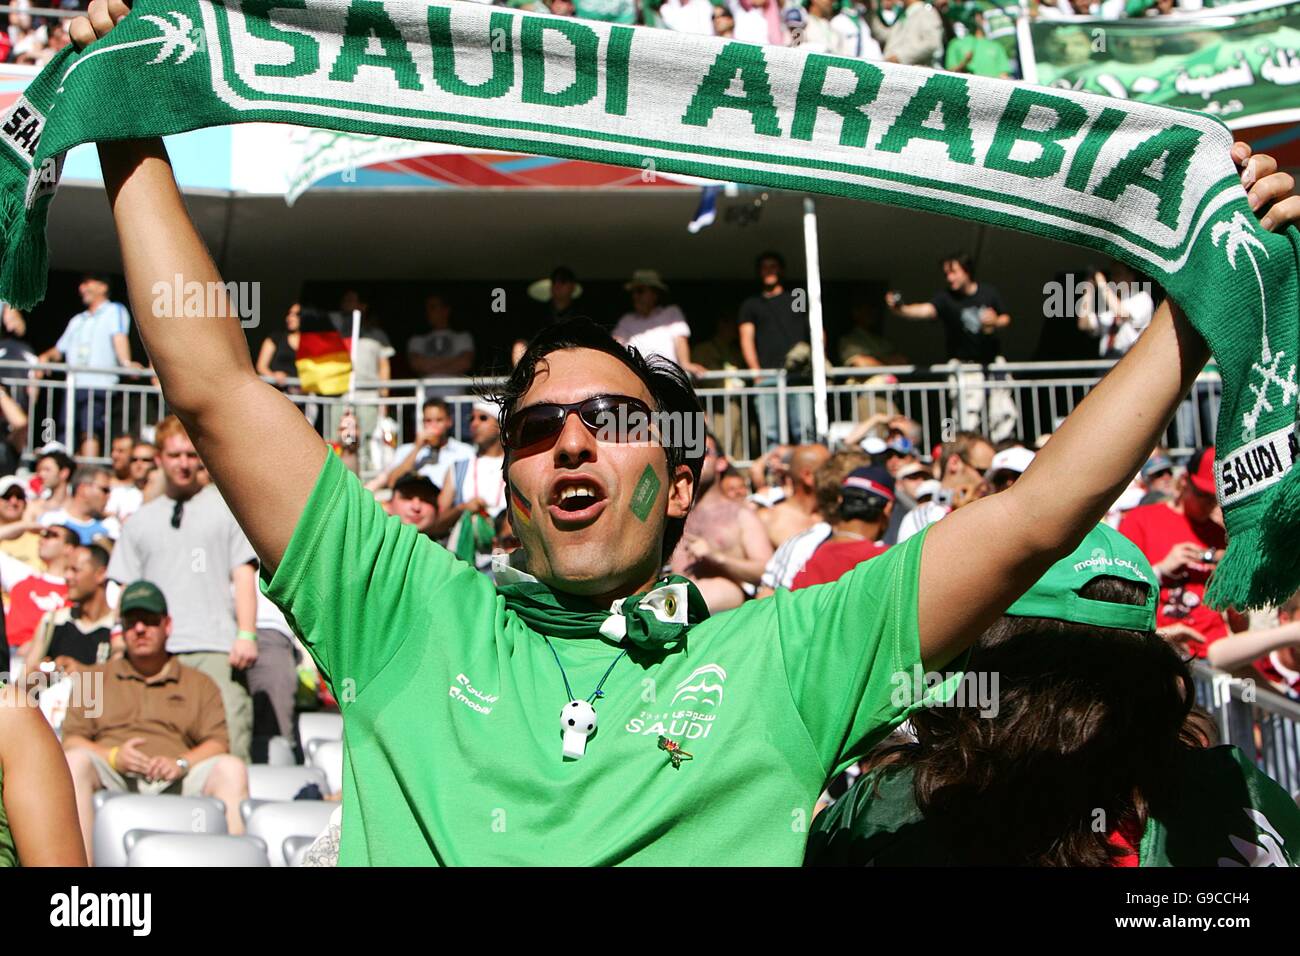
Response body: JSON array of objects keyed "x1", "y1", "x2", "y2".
[
  {"x1": 3, "y1": 0, "x2": 1299, "y2": 606},
  {"x1": 494, "y1": 561, "x2": 709, "y2": 651}
]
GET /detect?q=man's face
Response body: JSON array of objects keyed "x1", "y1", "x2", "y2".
[
  {"x1": 883, "y1": 452, "x2": 916, "y2": 478},
  {"x1": 66, "y1": 548, "x2": 105, "y2": 603},
  {"x1": 130, "y1": 444, "x2": 157, "y2": 483},
  {"x1": 123, "y1": 610, "x2": 170, "y2": 659},
  {"x1": 422, "y1": 406, "x2": 450, "y2": 444},
  {"x1": 160, "y1": 434, "x2": 203, "y2": 493},
  {"x1": 505, "y1": 349, "x2": 694, "y2": 597},
  {"x1": 110, "y1": 436, "x2": 134, "y2": 476},
  {"x1": 36, "y1": 457, "x2": 65, "y2": 492},
  {"x1": 38, "y1": 528, "x2": 71, "y2": 564},
  {"x1": 392, "y1": 487, "x2": 438, "y2": 535},
  {"x1": 1147, "y1": 468, "x2": 1174, "y2": 496},
  {"x1": 0, "y1": 488, "x2": 25, "y2": 521},
  {"x1": 78, "y1": 278, "x2": 108, "y2": 306},
  {"x1": 426, "y1": 296, "x2": 451, "y2": 327},
  {"x1": 950, "y1": 440, "x2": 994, "y2": 480},
  {"x1": 898, "y1": 473, "x2": 928, "y2": 502},
  {"x1": 551, "y1": 277, "x2": 576, "y2": 303},
  {"x1": 943, "y1": 259, "x2": 972, "y2": 292},
  {"x1": 720, "y1": 472, "x2": 748, "y2": 501},
  {"x1": 78, "y1": 474, "x2": 112, "y2": 518},
  {"x1": 470, "y1": 408, "x2": 500, "y2": 449},
  {"x1": 758, "y1": 257, "x2": 783, "y2": 289}
]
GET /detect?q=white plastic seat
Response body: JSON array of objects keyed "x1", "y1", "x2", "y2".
[
  {"x1": 93, "y1": 794, "x2": 227, "y2": 868},
  {"x1": 297, "y1": 712, "x2": 343, "y2": 751},
  {"x1": 306, "y1": 738, "x2": 344, "y2": 795},
  {"x1": 245, "y1": 800, "x2": 337, "y2": 867},
  {"x1": 266, "y1": 735, "x2": 297, "y2": 766},
  {"x1": 247, "y1": 764, "x2": 328, "y2": 802},
  {"x1": 126, "y1": 832, "x2": 269, "y2": 867}
]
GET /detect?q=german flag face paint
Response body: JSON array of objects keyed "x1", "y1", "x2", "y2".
[{"x1": 510, "y1": 482, "x2": 533, "y2": 525}]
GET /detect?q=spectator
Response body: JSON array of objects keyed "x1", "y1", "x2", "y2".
[
  {"x1": 834, "y1": 0, "x2": 883, "y2": 57},
  {"x1": 1118, "y1": 447, "x2": 1229, "y2": 657},
  {"x1": 107, "y1": 438, "x2": 157, "y2": 524},
  {"x1": 739, "y1": 251, "x2": 814, "y2": 446},
  {"x1": 29, "y1": 449, "x2": 73, "y2": 520},
  {"x1": 377, "y1": 398, "x2": 474, "y2": 491},
  {"x1": 886, "y1": 459, "x2": 932, "y2": 544},
  {"x1": 612, "y1": 270, "x2": 704, "y2": 374},
  {"x1": 872, "y1": 0, "x2": 945, "y2": 65},
  {"x1": 0, "y1": 685, "x2": 86, "y2": 866},
  {"x1": 250, "y1": 589, "x2": 302, "y2": 763},
  {"x1": 897, "y1": 430, "x2": 993, "y2": 542},
  {"x1": 4, "y1": 524, "x2": 76, "y2": 659},
  {"x1": 719, "y1": 470, "x2": 750, "y2": 501},
  {"x1": 1205, "y1": 590, "x2": 1300, "y2": 697},
  {"x1": 63, "y1": 581, "x2": 250, "y2": 864},
  {"x1": 729, "y1": 0, "x2": 786, "y2": 44},
  {"x1": 107, "y1": 416, "x2": 259, "y2": 763},
  {"x1": 39, "y1": 467, "x2": 117, "y2": 544},
  {"x1": 0, "y1": 305, "x2": 39, "y2": 407},
  {"x1": 798, "y1": 0, "x2": 852, "y2": 54},
  {"x1": 38, "y1": 273, "x2": 136, "y2": 459},
  {"x1": 0, "y1": 390, "x2": 26, "y2": 479},
  {"x1": 945, "y1": 10, "x2": 1011, "y2": 77},
  {"x1": 407, "y1": 291, "x2": 475, "y2": 379},
  {"x1": 389, "y1": 474, "x2": 441, "y2": 538},
  {"x1": 435, "y1": 399, "x2": 507, "y2": 566},
  {"x1": 255, "y1": 302, "x2": 301, "y2": 387},
  {"x1": 839, "y1": 295, "x2": 906, "y2": 369},
  {"x1": 757, "y1": 443, "x2": 829, "y2": 549},
  {"x1": 986, "y1": 445, "x2": 1035, "y2": 493},
  {"x1": 711, "y1": 3, "x2": 735, "y2": 35},
  {"x1": 0, "y1": 476, "x2": 39, "y2": 567},
  {"x1": 792, "y1": 466, "x2": 894, "y2": 589},
  {"x1": 656, "y1": 0, "x2": 716, "y2": 34},
  {"x1": 669, "y1": 435, "x2": 773, "y2": 612},
  {"x1": 513, "y1": 266, "x2": 583, "y2": 367},
  {"x1": 1139, "y1": 452, "x2": 1176, "y2": 506},
  {"x1": 1077, "y1": 261, "x2": 1155, "y2": 359},
  {"x1": 24, "y1": 544, "x2": 118, "y2": 675}
]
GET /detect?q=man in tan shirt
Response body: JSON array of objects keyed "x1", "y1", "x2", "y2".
[{"x1": 62, "y1": 580, "x2": 248, "y2": 863}]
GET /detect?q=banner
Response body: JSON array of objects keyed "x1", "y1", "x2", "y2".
[{"x1": 1020, "y1": 0, "x2": 1300, "y2": 129}]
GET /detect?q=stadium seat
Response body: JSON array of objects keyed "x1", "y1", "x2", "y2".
[
  {"x1": 245, "y1": 800, "x2": 336, "y2": 867},
  {"x1": 247, "y1": 764, "x2": 328, "y2": 802},
  {"x1": 126, "y1": 832, "x2": 269, "y2": 867},
  {"x1": 284, "y1": 834, "x2": 316, "y2": 868},
  {"x1": 93, "y1": 794, "x2": 228, "y2": 868},
  {"x1": 266, "y1": 735, "x2": 297, "y2": 766},
  {"x1": 297, "y1": 712, "x2": 343, "y2": 751},
  {"x1": 306, "y1": 738, "x2": 344, "y2": 795},
  {"x1": 92, "y1": 790, "x2": 127, "y2": 812}
]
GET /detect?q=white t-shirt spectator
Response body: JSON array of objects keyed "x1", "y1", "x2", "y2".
[
  {"x1": 760, "y1": 521, "x2": 831, "y2": 591},
  {"x1": 658, "y1": 0, "x2": 715, "y2": 34},
  {"x1": 106, "y1": 485, "x2": 144, "y2": 524},
  {"x1": 1091, "y1": 289, "x2": 1155, "y2": 357},
  {"x1": 57, "y1": 301, "x2": 130, "y2": 387},
  {"x1": 729, "y1": 0, "x2": 774, "y2": 43},
  {"x1": 612, "y1": 306, "x2": 690, "y2": 366},
  {"x1": 457, "y1": 455, "x2": 508, "y2": 520},
  {"x1": 390, "y1": 435, "x2": 476, "y2": 491},
  {"x1": 897, "y1": 500, "x2": 948, "y2": 543},
  {"x1": 351, "y1": 330, "x2": 396, "y2": 392},
  {"x1": 407, "y1": 329, "x2": 474, "y2": 367}
]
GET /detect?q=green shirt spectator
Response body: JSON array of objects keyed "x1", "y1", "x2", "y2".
[{"x1": 945, "y1": 34, "x2": 1011, "y2": 77}]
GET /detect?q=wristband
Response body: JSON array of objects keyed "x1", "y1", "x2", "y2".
[
  {"x1": 237, "y1": 630, "x2": 258, "y2": 643},
  {"x1": 108, "y1": 746, "x2": 120, "y2": 772}
]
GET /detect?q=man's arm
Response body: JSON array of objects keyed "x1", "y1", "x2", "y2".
[
  {"x1": 915, "y1": 144, "x2": 1295, "y2": 671},
  {"x1": 111, "y1": 331, "x2": 135, "y2": 368},
  {"x1": 886, "y1": 293, "x2": 939, "y2": 321},
  {"x1": 229, "y1": 561, "x2": 258, "y2": 669},
  {"x1": 738, "y1": 320, "x2": 761, "y2": 371}
]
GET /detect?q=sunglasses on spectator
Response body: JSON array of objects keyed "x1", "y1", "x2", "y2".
[
  {"x1": 1, "y1": 489, "x2": 25, "y2": 501},
  {"x1": 39, "y1": 529, "x2": 66, "y2": 540},
  {"x1": 131, "y1": 456, "x2": 156, "y2": 465},
  {"x1": 504, "y1": 394, "x2": 655, "y2": 451}
]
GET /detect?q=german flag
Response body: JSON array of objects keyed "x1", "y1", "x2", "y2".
[{"x1": 296, "y1": 309, "x2": 351, "y2": 396}]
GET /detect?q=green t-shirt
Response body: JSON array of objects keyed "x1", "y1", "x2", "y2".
[
  {"x1": 264, "y1": 452, "x2": 938, "y2": 865},
  {"x1": 945, "y1": 35, "x2": 1011, "y2": 79},
  {"x1": 0, "y1": 763, "x2": 15, "y2": 868},
  {"x1": 807, "y1": 746, "x2": 1300, "y2": 866}
]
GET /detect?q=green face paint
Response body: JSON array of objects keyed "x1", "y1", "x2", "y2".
[{"x1": 629, "y1": 464, "x2": 662, "y2": 523}]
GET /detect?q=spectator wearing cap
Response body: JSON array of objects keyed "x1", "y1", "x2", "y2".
[
  {"x1": 37, "y1": 274, "x2": 138, "y2": 459},
  {"x1": 885, "y1": 460, "x2": 932, "y2": 545},
  {"x1": 792, "y1": 467, "x2": 894, "y2": 589},
  {"x1": 1118, "y1": 447, "x2": 1230, "y2": 656},
  {"x1": 62, "y1": 581, "x2": 249, "y2": 864},
  {"x1": 24, "y1": 544, "x2": 117, "y2": 676},
  {"x1": 0, "y1": 476, "x2": 40, "y2": 568},
  {"x1": 107, "y1": 415, "x2": 259, "y2": 762},
  {"x1": 1140, "y1": 453, "x2": 1176, "y2": 506},
  {"x1": 29, "y1": 449, "x2": 73, "y2": 521},
  {"x1": 38, "y1": 467, "x2": 118, "y2": 545},
  {"x1": 612, "y1": 270, "x2": 705, "y2": 375},
  {"x1": 512, "y1": 267, "x2": 583, "y2": 367},
  {"x1": 986, "y1": 446, "x2": 1035, "y2": 493},
  {"x1": 3, "y1": 524, "x2": 77, "y2": 660}
]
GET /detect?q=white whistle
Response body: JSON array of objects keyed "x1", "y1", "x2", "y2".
[{"x1": 560, "y1": 700, "x2": 597, "y2": 759}]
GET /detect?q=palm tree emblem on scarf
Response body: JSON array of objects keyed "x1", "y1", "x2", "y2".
[
  {"x1": 58, "y1": 11, "x2": 199, "y2": 93},
  {"x1": 1213, "y1": 210, "x2": 1297, "y2": 442}
]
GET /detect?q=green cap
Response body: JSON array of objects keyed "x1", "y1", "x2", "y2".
[
  {"x1": 1005, "y1": 524, "x2": 1157, "y2": 632},
  {"x1": 120, "y1": 580, "x2": 168, "y2": 616}
]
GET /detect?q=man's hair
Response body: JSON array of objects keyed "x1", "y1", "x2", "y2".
[
  {"x1": 814, "y1": 450, "x2": 872, "y2": 524},
  {"x1": 487, "y1": 318, "x2": 705, "y2": 561},
  {"x1": 939, "y1": 431, "x2": 991, "y2": 479},
  {"x1": 393, "y1": 474, "x2": 439, "y2": 499},
  {"x1": 70, "y1": 466, "x2": 112, "y2": 496},
  {"x1": 112, "y1": 432, "x2": 139, "y2": 447},
  {"x1": 154, "y1": 415, "x2": 190, "y2": 449},
  {"x1": 78, "y1": 543, "x2": 110, "y2": 571},
  {"x1": 422, "y1": 397, "x2": 451, "y2": 416},
  {"x1": 755, "y1": 250, "x2": 785, "y2": 272},
  {"x1": 551, "y1": 266, "x2": 577, "y2": 284},
  {"x1": 47, "y1": 524, "x2": 79, "y2": 547},
  {"x1": 37, "y1": 450, "x2": 74, "y2": 477},
  {"x1": 940, "y1": 251, "x2": 976, "y2": 278}
]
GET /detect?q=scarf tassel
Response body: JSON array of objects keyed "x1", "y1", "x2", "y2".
[{"x1": 0, "y1": 192, "x2": 48, "y2": 312}]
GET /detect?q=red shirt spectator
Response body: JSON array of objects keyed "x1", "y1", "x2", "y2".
[
  {"x1": 792, "y1": 538, "x2": 889, "y2": 589},
  {"x1": 792, "y1": 466, "x2": 894, "y2": 590},
  {"x1": 1118, "y1": 448, "x2": 1227, "y2": 654},
  {"x1": 7, "y1": 574, "x2": 68, "y2": 648}
]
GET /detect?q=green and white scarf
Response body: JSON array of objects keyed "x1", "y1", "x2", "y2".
[{"x1": 3, "y1": 0, "x2": 1299, "y2": 606}]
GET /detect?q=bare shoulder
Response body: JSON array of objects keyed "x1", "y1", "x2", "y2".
[{"x1": 0, "y1": 685, "x2": 45, "y2": 740}]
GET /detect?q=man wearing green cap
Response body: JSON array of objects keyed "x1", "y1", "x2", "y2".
[
  {"x1": 807, "y1": 525, "x2": 1300, "y2": 866},
  {"x1": 61, "y1": 581, "x2": 249, "y2": 863}
]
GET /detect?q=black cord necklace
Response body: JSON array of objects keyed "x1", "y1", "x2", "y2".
[{"x1": 544, "y1": 636, "x2": 628, "y2": 760}]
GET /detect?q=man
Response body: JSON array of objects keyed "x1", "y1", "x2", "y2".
[
  {"x1": 407, "y1": 292, "x2": 474, "y2": 379},
  {"x1": 611, "y1": 270, "x2": 704, "y2": 374},
  {"x1": 513, "y1": 266, "x2": 583, "y2": 367},
  {"x1": 792, "y1": 467, "x2": 894, "y2": 589},
  {"x1": 871, "y1": 0, "x2": 944, "y2": 65},
  {"x1": 1118, "y1": 447, "x2": 1230, "y2": 655},
  {"x1": 62, "y1": 581, "x2": 249, "y2": 863},
  {"x1": 797, "y1": 0, "x2": 851, "y2": 55},
  {"x1": 389, "y1": 474, "x2": 440, "y2": 539},
  {"x1": 24, "y1": 544, "x2": 117, "y2": 674},
  {"x1": 28, "y1": 449, "x2": 73, "y2": 520},
  {"x1": 738, "y1": 251, "x2": 814, "y2": 447},
  {"x1": 4, "y1": 524, "x2": 76, "y2": 656},
  {"x1": 885, "y1": 460, "x2": 931, "y2": 545},
  {"x1": 944, "y1": 10, "x2": 1011, "y2": 78},
  {"x1": 1139, "y1": 451, "x2": 1176, "y2": 506},
  {"x1": 107, "y1": 415, "x2": 259, "y2": 762},
  {"x1": 839, "y1": 296, "x2": 905, "y2": 369},
  {"x1": 669, "y1": 435, "x2": 772, "y2": 612},
  {"x1": 986, "y1": 446, "x2": 1035, "y2": 494},
  {"x1": 0, "y1": 475, "x2": 40, "y2": 567},
  {"x1": 378, "y1": 398, "x2": 474, "y2": 491},
  {"x1": 433, "y1": 399, "x2": 507, "y2": 548},
  {"x1": 38, "y1": 467, "x2": 117, "y2": 544},
  {"x1": 38, "y1": 273, "x2": 137, "y2": 458},
  {"x1": 757, "y1": 443, "x2": 829, "y2": 549},
  {"x1": 106, "y1": 439, "x2": 157, "y2": 524},
  {"x1": 887, "y1": 253, "x2": 1013, "y2": 434},
  {"x1": 71, "y1": 6, "x2": 1296, "y2": 863},
  {"x1": 898, "y1": 431, "x2": 993, "y2": 542}
]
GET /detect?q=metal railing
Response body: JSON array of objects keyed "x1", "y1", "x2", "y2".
[
  {"x1": 0, "y1": 357, "x2": 1221, "y2": 476},
  {"x1": 1192, "y1": 662, "x2": 1300, "y2": 798}
]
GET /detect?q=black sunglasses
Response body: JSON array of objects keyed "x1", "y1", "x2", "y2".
[{"x1": 504, "y1": 394, "x2": 655, "y2": 451}]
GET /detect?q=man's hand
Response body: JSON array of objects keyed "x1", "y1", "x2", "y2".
[
  {"x1": 143, "y1": 755, "x2": 185, "y2": 784},
  {"x1": 115, "y1": 736, "x2": 151, "y2": 777},
  {"x1": 1234, "y1": 141, "x2": 1298, "y2": 231},
  {"x1": 52, "y1": 656, "x2": 82, "y2": 675},
  {"x1": 462, "y1": 497, "x2": 487, "y2": 515},
  {"x1": 229, "y1": 637, "x2": 258, "y2": 669},
  {"x1": 69, "y1": 0, "x2": 131, "y2": 47},
  {"x1": 1156, "y1": 541, "x2": 1212, "y2": 581}
]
